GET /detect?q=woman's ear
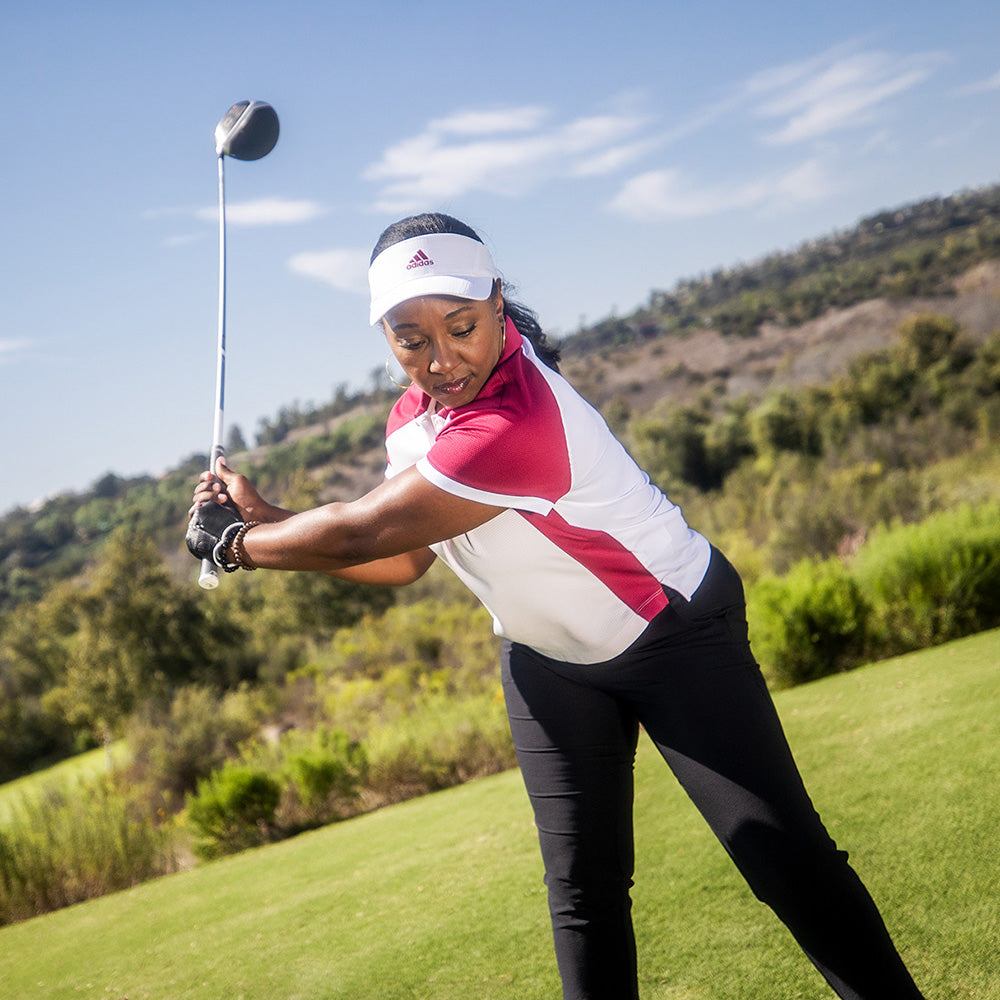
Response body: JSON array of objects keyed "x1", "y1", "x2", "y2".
[{"x1": 493, "y1": 281, "x2": 505, "y2": 321}]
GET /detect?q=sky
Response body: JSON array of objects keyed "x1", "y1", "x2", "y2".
[{"x1": 2, "y1": 0, "x2": 1000, "y2": 516}]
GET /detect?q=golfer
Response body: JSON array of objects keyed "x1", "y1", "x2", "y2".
[{"x1": 188, "y1": 213, "x2": 926, "y2": 1000}]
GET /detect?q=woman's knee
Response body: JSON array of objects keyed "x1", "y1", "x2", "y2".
[{"x1": 725, "y1": 815, "x2": 848, "y2": 907}]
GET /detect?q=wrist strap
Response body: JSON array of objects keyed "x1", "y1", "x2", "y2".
[{"x1": 212, "y1": 521, "x2": 243, "y2": 573}]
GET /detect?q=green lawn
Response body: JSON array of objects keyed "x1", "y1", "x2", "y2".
[{"x1": 1, "y1": 630, "x2": 997, "y2": 999}]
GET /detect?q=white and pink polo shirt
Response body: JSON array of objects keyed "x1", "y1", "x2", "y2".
[{"x1": 384, "y1": 320, "x2": 712, "y2": 664}]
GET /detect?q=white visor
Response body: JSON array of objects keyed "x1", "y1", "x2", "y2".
[{"x1": 368, "y1": 233, "x2": 499, "y2": 326}]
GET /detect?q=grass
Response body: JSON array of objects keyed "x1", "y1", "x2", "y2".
[
  {"x1": 1, "y1": 630, "x2": 998, "y2": 999},
  {"x1": 0, "y1": 743, "x2": 127, "y2": 823}
]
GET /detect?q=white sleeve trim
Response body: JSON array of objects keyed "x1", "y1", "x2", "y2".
[{"x1": 416, "y1": 457, "x2": 555, "y2": 515}]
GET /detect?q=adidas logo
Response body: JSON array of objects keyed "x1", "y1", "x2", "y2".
[{"x1": 406, "y1": 249, "x2": 434, "y2": 270}]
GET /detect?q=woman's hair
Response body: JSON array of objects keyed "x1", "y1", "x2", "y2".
[{"x1": 371, "y1": 213, "x2": 561, "y2": 371}]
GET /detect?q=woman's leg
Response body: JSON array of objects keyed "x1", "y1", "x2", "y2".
[
  {"x1": 501, "y1": 639, "x2": 640, "y2": 1000},
  {"x1": 618, "y1": 552, "x2": 925, "y2": 999}
]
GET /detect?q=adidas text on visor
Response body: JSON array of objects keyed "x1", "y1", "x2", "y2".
[{"x1": 368, "y1": 233, "x2": 499, "y2": 326}]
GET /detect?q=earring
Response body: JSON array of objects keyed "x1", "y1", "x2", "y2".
[{"x1": 385, "y1": 358, "x2": 411, "y2": 390}]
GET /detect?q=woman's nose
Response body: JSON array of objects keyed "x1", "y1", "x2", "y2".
[{"x1": 428, "y1": 342, "x2": 458, "y2": 373}]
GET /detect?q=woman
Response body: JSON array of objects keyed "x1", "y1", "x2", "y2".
[{"x1": 187, "y1": 213, "x2": 926, "y2": 999}]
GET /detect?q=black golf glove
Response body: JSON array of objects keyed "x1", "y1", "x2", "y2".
[{"x1": 186, "y1": 502, "x2": 243, "y2": 570}]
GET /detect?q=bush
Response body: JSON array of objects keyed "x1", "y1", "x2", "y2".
[
  {"x1": 0, "y1": 778, "x2": 176, "y2": 925},
  {"x1": 278, "y1": 727, "x2": 368, "y2": 833},
  {"x1": 853, "y1": 501, "x2": 1000, "y2": 657},
  {"x1": 362, "y1": 692, "x2": 516, "y2": 809},
  {"x1": 122, "y1": 685, "x2": 261, "y2": 816},
  {"x1": 186, "y1": 765, "x2": 282, "y2": 860},
  {"x1": 747, "y1": 499, "x2": 1000, "y2": 688},
  {"x1": 748, "y1": 558, "x2": 871, "y2": 688}
]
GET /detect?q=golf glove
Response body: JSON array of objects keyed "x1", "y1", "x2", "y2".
[{"x1": 186, "y1": 502, "x2": 243, "y2": 570}]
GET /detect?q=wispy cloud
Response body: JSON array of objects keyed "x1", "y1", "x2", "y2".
[
  {"x1": 430, "y1": 106, "x2": 549, "y2": 135},
  {"x1": 745, "y1": 45, "x2": 944, "y2": 145},
  {"x1": 0, "y1": 338, "x2": 32, "y2": 364},
  {"x1": 196, "y1": 197, "x2": 326, "y2": 226},
  {"x1": 361, "y1": 42, "x2": 943, "y2": 225},
  {"x1": 954, "y1": 68, "x2": 1000, "y2": 96},
  {"x1": 609, "y1": 159, "x2": 832, "y2": 221},
  {"x1": 287, "y1": 248, "x2": 370, "y2": 294},
  {"x1": 364, "y1": 106, "x2": 650, "y2": 213},
  {"x1": 163, "y1": 233, "x2": 206, "y2": 248},
  {"x1": 607, "y1": 42, "x2": 942, "y2": 222}
]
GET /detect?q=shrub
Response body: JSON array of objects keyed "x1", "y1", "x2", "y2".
[
  {"x1": 362, "y1": 692, "x2": 516, "y2": 809},
  {"x1": 748, "y1": 558, "x2": 871, "y2": 688},
  {"x1": 853, "y1": 501, "x2": 1000, "y2": 657},
  {"x1": 186, "y1": 765, "x2": 282, "y2": 860},
  {"x1": 747, "y1": 499, "x2": 1000, "y2": 688},
  {"x1": 278, "y1": 727, "x2": 368, "y2": 833},
  {"x1": 122, "y1": 685, "x2": 261, "y2": 815},
  {"x1": 0, "y1": 778, "x2": 176, "y2": 925}
]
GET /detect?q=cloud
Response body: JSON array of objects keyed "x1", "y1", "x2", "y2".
[
  {"x1": 571, "y1": 137, "x2": 662, "y2": 177},
  {"x1": 360, "y1": 43, "x2": 943, "y2": 222},
  {"x1": 163, "y1": 233, "x2": 206, "y2": 248},
  {"x1": 745, "y1": 45, "x2": 944, "y2": 145},
  {"x1": 954, "y1": 68, "x2": 1000, "y2": 96},
  {"x1": 609, "y1": 159, "x2": 832, "y2": 221},
  {"x1": 430, "y1": 106, "x2": 549, "y2": 135},
  {"x1": 196, "y1": 197, "x2": 326, "y2": 226},
  {"x1": 287, "y1": 248, "x2": 370, "y2": 294},
  {"x1": 364, "y1": 105, "x2": 649, "y2": 213},
  {"x1": 0, "y1": 338, "x2": 32, "y2": 364}
]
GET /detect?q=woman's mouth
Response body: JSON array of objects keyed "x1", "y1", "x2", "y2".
[{"x1": 435, "y1": 374, "x2": 473, "y2": 396}]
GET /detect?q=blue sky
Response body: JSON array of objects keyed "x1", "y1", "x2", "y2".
[{"x1": 3, "y1": 0, "x2": 1000, "y2": 516}]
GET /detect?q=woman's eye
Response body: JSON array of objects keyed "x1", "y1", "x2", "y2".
[
  {"x1": 452, "y1": 325, "x2": 475, "y2": 338},
  {"x1": 398, "y1": 340, "x2": 423, "y2": 352}
]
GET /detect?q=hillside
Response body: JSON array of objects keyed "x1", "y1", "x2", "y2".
[
  {"x1": 2, "y1": 633, "x2": 997, "y2": 998},
  {"x1": 255, "y1": 184, "x2": 1000, "y2": 489},
  {"x1": 251, "y1": 253, "x2": 1000, "y2": 524},
  {"x1": 3, "y1": 183, "x2": 1000, "y2": 590},
  {"x1": 0, "y1": 181, "x2": 998, "y2": 622},
  {"x1": 562, "y1": 258, "x2": 1000, "y2": 415}
]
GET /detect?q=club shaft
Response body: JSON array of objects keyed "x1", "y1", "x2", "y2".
[{"x1": 198, "y1": 154, "x2": 228, "y2": 589}]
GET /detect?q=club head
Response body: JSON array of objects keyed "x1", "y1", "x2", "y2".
[{"x1": 214, "y1": 100, "x2": 279, "y2": 160}]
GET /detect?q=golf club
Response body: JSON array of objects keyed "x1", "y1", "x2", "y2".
[{"x1": 199, "y1": 101, "x2": 279, "y2": 590}]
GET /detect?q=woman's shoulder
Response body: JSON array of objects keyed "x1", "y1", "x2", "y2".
[
  {"x1": 454, "y1": 348, "x2": 568, "y2": 437},
  {"x1": 427, "y1": 353, "x2": 611, "y2": 503}
]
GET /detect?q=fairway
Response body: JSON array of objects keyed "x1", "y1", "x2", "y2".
[{"x1": 1, "y1": 630, "x2": 997, "y2": 999}]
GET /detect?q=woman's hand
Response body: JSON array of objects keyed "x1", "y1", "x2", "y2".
[{"x1": 188, "y1": 458, "x2": 289, "y2": 524}]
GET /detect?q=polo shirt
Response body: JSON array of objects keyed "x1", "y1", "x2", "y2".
[{"x1": 384, "y1": 320, "x2": 711, "y2": 663}]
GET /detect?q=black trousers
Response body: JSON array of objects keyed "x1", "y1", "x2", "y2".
[{"x1": 501, "y1": 548, "x2": 924, "y2": 1000}]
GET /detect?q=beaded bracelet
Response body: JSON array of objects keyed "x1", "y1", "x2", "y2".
[{"x1": 232, "y1": 520, "x2": 261, "y2": 571}]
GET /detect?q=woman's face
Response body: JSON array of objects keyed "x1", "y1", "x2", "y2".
[{"x1": 382, "y1": 289, "x2": 505, "y2": 409}]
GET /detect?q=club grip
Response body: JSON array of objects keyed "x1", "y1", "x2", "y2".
[
  {"x1": 199, "y1": 558, "x2": 220, "y2": 589},
  {"x1": 196, "y1": 445, "x2": 227, "y2": 590}
]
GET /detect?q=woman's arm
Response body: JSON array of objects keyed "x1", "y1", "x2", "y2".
[
  {"x1": 236, "y1": 467, "x2": 504, "y2": 574},
  {"x1": 192, "y1": 459, "x2": 504, "y2": 582},
  {"x1": 323, "y1": 547, "x2": 438, "y2": 586}
]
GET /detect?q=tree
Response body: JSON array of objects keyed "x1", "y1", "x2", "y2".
[
  {"x1": 40, "y1": 528, "x2": 252, "y2": 745},
  {"x1": 749, "y1": 390, "x2": 822, "y2": 460},
  {"x1": 225, "y1": 424, "x2": 248, "y2": 454}
]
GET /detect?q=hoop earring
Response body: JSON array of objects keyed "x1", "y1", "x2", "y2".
[{"x1": 385, "y1": 358, "x2": 411, "y2": 390}]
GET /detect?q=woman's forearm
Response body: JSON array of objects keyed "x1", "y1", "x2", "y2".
[
  {"x1": 240, "y1": 504, "x2": 376, "y2": 572},
  {"x1": 235, "y1": 504, "x2": 435, "y2": 584},
  {"x1": 324, "y1": 549, "x2": 437, "y2": 585}
]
